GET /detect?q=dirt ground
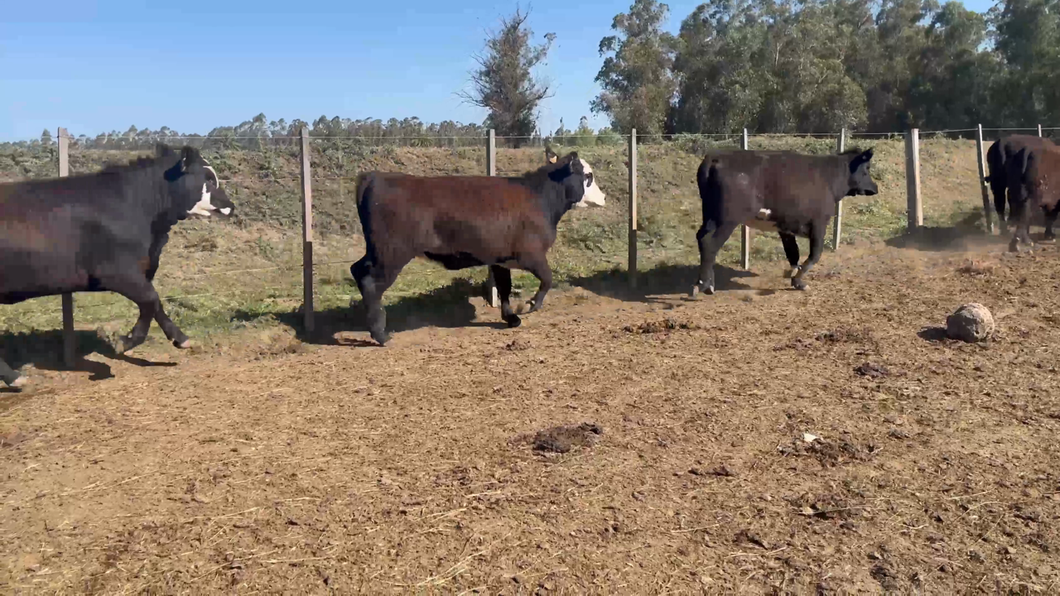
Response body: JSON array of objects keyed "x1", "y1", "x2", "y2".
[{"x1": 3, "y1": 231, "x2": 1060, "y2": 594}]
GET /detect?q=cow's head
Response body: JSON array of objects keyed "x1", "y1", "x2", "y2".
[
  {"x1": 546, "y1": 146, "x2": 606, "y2": 208},
  {"x1": 843, "y1": 147, "x2": 879, "y2": 198},
  {"x1": 158, "y1": 144, "x2": 236, "y2": 220},
  {"x1": 544, "y1": 149, "x2": 588, "y2": 206}
]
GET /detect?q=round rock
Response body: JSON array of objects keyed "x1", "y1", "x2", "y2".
[{"x1": 946, "y1": 303, "x2": 995, "y2": 342}]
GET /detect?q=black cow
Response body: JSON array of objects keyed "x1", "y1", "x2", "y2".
[
  {"x1": 0, "y1": 144, "x2": 235, "y2": 390},
  {"x1": 350, "y1": 148, "x2": 594, "y2": 346},
  {"x1": 1006, "y1": 143, "x2": 1060, "y2": 252},
  {"x1": 985, "y1": 134, "x2": 1056, "y2": 235},
  {"x1": 690, "y1": 148, "x2": 879, "y2": 296}
]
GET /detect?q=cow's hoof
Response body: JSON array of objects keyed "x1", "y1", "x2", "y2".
[
  {"x1": 524, "y1": 300, "x2": 540, "y2": 314},
  {"x1": 174, "y1": 339, "x2": 192, "y2": 349},
  {"x1": 1043, "y1": 234, "x2": 1056, "y2": 243},
  {"x1": 792, "y1": 279, "x2": 809, "y2": 291},
  {"x1": 370, "y1": 331, "x2": 390, "y2": 346},
  {"x1": 505, "y1": 315, "x2": 522, "y2": 328}
]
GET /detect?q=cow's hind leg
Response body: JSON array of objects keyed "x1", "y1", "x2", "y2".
[
  {"x1": 779, "y1": 232, "x2": 801, "y2": 278},
  {"x1": 991, "y1": 177, "x2": 1008, "y2": 235},
  {"x1": 0, "y1": 358, "x2": 25, "y2": 390},
  {"x1": 353, "y1": 255, "x2": 408, "y2": 346},
  {"x1": 691, "y1": 220, "x2": 740, "y2": 297},
  {"x1": 1009, "y1": 199, "x2": 1035, "y2": 252},
  {"x1": 489, "y1": 265, "x2": 521, "y2": 328},
  {"x1": 791, "y1": 221, "x2": 826, "y2": 291}
]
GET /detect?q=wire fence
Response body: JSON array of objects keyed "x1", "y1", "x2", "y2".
[{"x1": 1, "y1": 124, "x2": 1056, "y2": 347}]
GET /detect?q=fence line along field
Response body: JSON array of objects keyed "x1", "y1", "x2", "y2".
[{"x1": 2, "y1": 129, "x2": 1060, "y2": 593}]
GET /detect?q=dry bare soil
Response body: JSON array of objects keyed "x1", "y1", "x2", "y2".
[{"x1": 4, "y1": 231, "x2": 1060, "y2": 594}]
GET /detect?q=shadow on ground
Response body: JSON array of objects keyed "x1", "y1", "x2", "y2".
[
  {"x1": 235, "y1": 277, "x2": 508, "y2": 346},
  {"x1": 239, "y1": 263, "x2": 770, "y2": 345},
  {"x1": 885, "y1": 212, "x2": 1010, "y2": 252},
  {"x1": 0, "y1": 329, "x2": 179, "y2": 387},
  {"x1": 567, "y1": 262, "x2": 760, "y2": 303}
]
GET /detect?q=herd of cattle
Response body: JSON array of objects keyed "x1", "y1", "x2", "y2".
[{"x1": 1, "y1": 134, "x2": 1058, "y2": 389}]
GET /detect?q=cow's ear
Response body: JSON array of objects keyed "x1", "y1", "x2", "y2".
[
  {"x1": 849, "y1": 148, "x2": 873, "y2": 172},
  {"x1": 179, "y1": 146, "x2": 198, "y2": 172},
  {"x1": 545, "y1": 146, "x2": 558, "y2": 164},
  {"x1": 567, "y1": 152, "x2": 583, "y2": 174}
]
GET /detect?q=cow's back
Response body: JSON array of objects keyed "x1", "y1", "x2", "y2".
[
  {"x1": 356, "y1": 173, "x2": 553, "y2": 257},
  {"x1": 0, "y1": 173, "x2": 152, "y2": 300}
]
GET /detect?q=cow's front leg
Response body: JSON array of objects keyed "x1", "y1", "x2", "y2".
[
  {"x1": 1043, "y1": 204, "x2": 1058, "y2": 242},
  {"x1": 489, "y1": 265, "x2": 520, "y2": 327},
  {"x1": 96, "y1": 274, "x2": 164, "y2": 354},
  {"x1": 779, "y1": 231, "x2": 801, "y2": 278},
  {"x1": 153, "y1": 306, "x2": 191, "y2": 349},
  {"x1": 520, "y1": 255, "x2": 552, "y2": 314},
  {"x1": 791, "y1": 221, "x2": 826, "y2": 291}
]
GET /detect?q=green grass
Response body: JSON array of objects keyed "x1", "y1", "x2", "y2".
[{"x1": 0, "y1": 137, "x2": 991, "y2": 349}]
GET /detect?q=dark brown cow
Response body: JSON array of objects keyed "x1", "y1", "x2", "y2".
[
  {"x1": 985, "y1": 134, "x2": 1056, "y2": 235},
  {"x1": 691, "y1": 148, "x2": 879, "y2": 296},
  {"x1": 1006, "y1": 143, "x2": 1060, "y2": 252},
  {"x1": 350, "y1": 149, "x2": 593, "y2": 345}
]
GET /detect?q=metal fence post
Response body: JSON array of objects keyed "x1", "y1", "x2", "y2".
[
  {"x1": 833, "y1": 128, "x2": 846, "y2": 250},
  {"x1": 740, "y1": 128, "x2": 751, "y2": 269},
  {"x1": 628, "y1": 129, "x2": 638, "y2": 288},
  {"x1": 905, "y1": 128, "x2": 923, "y2": 231},
  {"x1": 484, "y1": 129, "x2": 499, "y2": 307},
  {"x1": 58, "y1": 127, "x2": 76, "y2": 368},
  {"x1": 975, "y1": 124, "x2": 993, "y2": 234}
]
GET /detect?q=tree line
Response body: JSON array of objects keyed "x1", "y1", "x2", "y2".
[{"x1": 593, "y1": 0, "x2": 1060, "y2": 136}]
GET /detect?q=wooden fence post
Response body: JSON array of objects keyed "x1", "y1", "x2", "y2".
[
  {"x1": 975, "y1": 124, "x2": 994, "y2": 234},
  {"x1": 57, "y1": 127, "x2": 76, "y2": 368},
  {"x1": 905, "y1": 128, "x2": 923, "y2": 231},
  {"x1": 299, "y1": 127, "x2": 314, "y2": 333},
  {"x1": 628, "y1": 128, "x2": 638, "y2": 288},
  {"x1": 740, "y1": 128, "x2": 751, "y2": 269},
  {"x1": 833, "y1": 128, "x2": 847, "y2": 251},
  {"x1": 484, "y1": 129, "x2": 499, "y2": 307}
]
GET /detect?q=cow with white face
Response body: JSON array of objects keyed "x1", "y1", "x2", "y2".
[
  {"x1": 187, "y1": 159, "x2": 235, "y2": 218},
  {"x1": 545, "y1": 146, "x2": 606, "y2": 208}
]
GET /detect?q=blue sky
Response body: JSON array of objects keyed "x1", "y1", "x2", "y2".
[{"x1": 1, "y1": 0, "x2": 996, "y2": 142}]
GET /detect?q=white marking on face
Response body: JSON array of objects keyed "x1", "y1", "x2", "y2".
[
  {"x1": 574, "y1": 158, "x2": 606, "y2": 208},
  {"x1": 187, "y1": 182, "x2": 218, "y2": 217}
]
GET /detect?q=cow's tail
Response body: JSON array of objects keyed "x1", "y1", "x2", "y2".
[
  {"x1": 696, "y1": 155, "x2": 722, "y2": 232},
  {"x1": 353, "y1": 172, "x2": 380, "y2": 264}
]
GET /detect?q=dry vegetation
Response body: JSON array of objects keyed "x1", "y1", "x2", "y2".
[{"x1": 6, "y1": 138, "x2": 1059, "y2": 593}]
